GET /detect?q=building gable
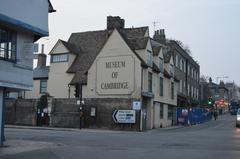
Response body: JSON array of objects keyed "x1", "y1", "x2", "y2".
[
  {"x1": 97, "y1": 29, "x2": 137, "y2": 57},
  {"x1": 49, "y1": 40, "x2": 69, "y2": 55}
]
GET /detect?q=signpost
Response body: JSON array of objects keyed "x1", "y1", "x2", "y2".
[{"x1": 112, "y1": 110, "x2": 136, "y2": 124}]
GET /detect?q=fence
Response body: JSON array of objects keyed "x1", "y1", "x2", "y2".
[{"x1": 177, "y1": 108, "x2": 212, "y2": 125}]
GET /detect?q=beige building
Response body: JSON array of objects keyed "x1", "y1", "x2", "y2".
[{"x1": 25, "y1": 16, "x2": 179, "y2": 129}]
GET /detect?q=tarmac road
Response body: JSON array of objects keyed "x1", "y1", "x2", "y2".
[{"x1": 1, "y1": 113, "x2": 240, "y2": 159}]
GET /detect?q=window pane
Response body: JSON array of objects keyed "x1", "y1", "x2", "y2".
[
  {"x1": 52, "y1": 54, "x2": 68, "y2": 63},
  {"x1": 171, "y1": 82, "x2": 174, "y2": 99},
  {"x1": 160, "y1": 77, "x2": 163, "y2": 96},
  {"x1": 147, "y1": 50, "x2": 152, "y2": 67},
  {"x1": 160, "y1": 103, "x2": 163, "y2": 119},
  {"x1": 159, "y1": 58, "x2": 163, "y2": 72},
  {"x1": 0, "y1": 27, "x2": 17, "y2": 61},
  {"x1": 40, "y1": 80, "x2": 47, "y2": 93},
  {"x1": 148, "y1": 72, "x2": 152, "y2": 92}
]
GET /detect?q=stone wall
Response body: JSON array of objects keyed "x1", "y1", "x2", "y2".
[
  {"x1": 50, "y1": 98, "x2": 80, "y2": 128},
  {"x1": 83, "y1": 98, "x2": 140, "y2": 131},
  {"x1": 5, "y1": 99, "x2": 37, "y2": 126},
  {"x1": 5, "y1": 98, "x2": 140, "y2": 131}
]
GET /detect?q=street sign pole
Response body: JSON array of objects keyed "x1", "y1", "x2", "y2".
[{"x1": 0, "y1": 88, "x2": 5, "y2": 146}]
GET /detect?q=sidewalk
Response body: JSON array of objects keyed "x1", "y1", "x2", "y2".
[
  {"x1": 5, "y1": 124, "x2": 139, "y2": 134},
  {"x1": 0, "y1": 139, "x2": 59, "y2": 156}
]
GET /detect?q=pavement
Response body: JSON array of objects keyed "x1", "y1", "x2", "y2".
[
  {"x1": 0, "y1": 139, "x2": 60, "y2": 157},
  {"x1": 1, "y1": 124, "x2": 183, "y2": 156},
  {"x1": 1, "y1": 114, "x2": 240, "y2": 159}
]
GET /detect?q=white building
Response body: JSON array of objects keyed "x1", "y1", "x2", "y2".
[
  {"x1": 0, "y1": 0, "x2": 55, "y2": 146},
  {"x1": 25, "y1": 16, "x2": 178, "y2": 130}
]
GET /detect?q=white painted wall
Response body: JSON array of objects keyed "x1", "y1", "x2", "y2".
[
  {"x1": 47, "y1": 42, "x2": 75, "y2": 98},
  {"x1": 154, "y1": 103, "x2": 173, "y2": 128},
  {"x1": 85, "y1": 29, "x2": 142, "y2": 99},
  {"x1": 0, "y1": 0, "x2": 49, "y2": 33}
]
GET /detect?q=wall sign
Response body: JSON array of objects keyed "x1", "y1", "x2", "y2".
[
  {"x1": 96, "y1": 56, "x2": 134, "y2": 95},
  {"x1": 132, "y1": 101, "x2": 141, "y2": 110}
]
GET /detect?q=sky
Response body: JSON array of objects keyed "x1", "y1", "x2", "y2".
[{"x1": 38, "y1": 0, "x2": 240, "y2": 85}]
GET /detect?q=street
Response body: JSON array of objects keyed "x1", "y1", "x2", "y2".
[{"x1": 1, "y1": 114, "x2": 240, "y2": 159}]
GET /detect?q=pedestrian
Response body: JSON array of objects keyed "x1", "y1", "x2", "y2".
[{"x1": 213, "y1": 110, "x2": 218, "y2": 120}]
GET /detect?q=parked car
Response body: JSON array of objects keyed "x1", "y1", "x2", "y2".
[{"x1": 236, "y1": 108, "x2": 240, "y2": 127}]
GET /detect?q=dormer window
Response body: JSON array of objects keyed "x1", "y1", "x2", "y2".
[
  {"x1": 51, "y1": 53, "x2": 68, "y2": 63},
  {"x1": 159, "y1": 57, "x2": 164, "y2": 73},
  {"x1": 170, "y1": 64, "x2": 174, "y2": 76},
  {"x1": 147, "y1": 50, "x2": 153, "y2": 67}
]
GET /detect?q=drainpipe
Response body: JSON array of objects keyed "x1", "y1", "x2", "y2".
[
  {"x1": 68, "y1": 84, "x2": 70, "y2": 98},
  {"x1": 140, "y1": 67, "x2": 143, "y2": 131}
]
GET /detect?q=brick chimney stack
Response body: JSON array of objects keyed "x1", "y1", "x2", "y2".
[
  {"x1": 153, "y1": 29, "x2": 166, "y2": 44},
  {"x1": 37, "y1": 44, "x2": 46, "y2": 67},
  {"x1": 107, "y1": 16, "x2": 125, "y2": 30}
]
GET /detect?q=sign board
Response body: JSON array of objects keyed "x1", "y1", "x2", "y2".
[
  {"x1": 132, "y1": 101, "x2": 141, "y2": 110},
  {"x1": 96, "y1": 55, "x2": 135, "y2": 95},
  {"x1": 112, "y1": 110, "x2": 136, "y2": 124}
]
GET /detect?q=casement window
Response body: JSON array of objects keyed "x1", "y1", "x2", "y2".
[
  {"x1": 181, "y1": 59, "x2": 185, "y2": 72},
  {"x1": 147, "y1": 50, "x2": 153, "y2": 67},
  {"x1": 160, "y1": 103, "x2": 164, "y2": 119},
  {"x1": 0, "y1": 27, "x2": 17, "y2": 61},
  {"x1": 148, "y1": 72, "x2": 152, "y2": 92},
  {"x1": 179, "y1": 57, "x2": 182, "y2": 69},
  {"x1": 51, "y1": 54, "x2": 68, "y2": 63},
  {"x1": 40, "y1": 80, "x2": 47, "y2": 94},
  {"x1": 179, "y1": 80, "x2": 182, "y2": 93},
  {"x1": 168, "y1": 106, "x2": 173, "y2": 120},
  {"x1": 160, "y1": 77, "x2": 163, "y2": 96},
  {"x1": 170, "y1": 64, "x2": 174, "y2": 76},
  {"x1": 171, "y1": 82, "x2": 174, "y2": 99},
  {"x1": 159, "y1": 57, "x2": 164, "y2": 73},
  {"x1": 175, "y1": 55, "x2": 178, "y2": 67}
]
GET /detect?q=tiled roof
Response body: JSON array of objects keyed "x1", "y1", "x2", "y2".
[
  {"x1": 152, "y1": 62, "x2": 160, "y2": 73},
  {"x1": 60, "y1": 40, "x2": 81, "y2": 55},
  {"x1": 152, "y1": 46, "x2": 161, "y2": 56},
  {"x1": 120, "y1": 27, "x2": 148, "y2": 38},
  {"x1": 126, "y1": 37, "x2": 149, "y2": 50},
  {"x1": 150, "y1": 39, "x2": 165, "y2": 56},
  {"x1": 67, "y1": 30, "x2": 112, "y2": 74},
  {"x1": 33, "y1": 66, "x2": 49, "y2": 79},
  {"x1": 67, "y1": 27, "x2": 149, "y2": 85}
]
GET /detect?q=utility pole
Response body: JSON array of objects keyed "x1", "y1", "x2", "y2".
[{"x1": 152, "y1": 21, "x2": 159, "y2": 35}]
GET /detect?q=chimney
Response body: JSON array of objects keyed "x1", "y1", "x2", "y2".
[
  {"x1": 37, "y1": 44, "x2": 47, "y2": 67},
  {"x1": 153, "y1": 29, "x2": 166, "y2": 44},
  {"x1": 107, "y1": 16, "x2": 125, "y2": 30}
]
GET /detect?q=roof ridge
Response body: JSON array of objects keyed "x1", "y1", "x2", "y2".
[{"x1": 70, "y1": 29, "x2": 108, "y2": 35}]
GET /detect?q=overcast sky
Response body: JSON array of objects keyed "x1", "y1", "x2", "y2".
[{"x1": 38, "y1": 0, "x2": 240, "y2": 85}]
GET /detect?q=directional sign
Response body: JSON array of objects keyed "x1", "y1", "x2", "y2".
[{"x1": 112, "y1": 110, "x2": 136, "y2": 124}]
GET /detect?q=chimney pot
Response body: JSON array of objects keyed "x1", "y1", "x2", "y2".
[{"x1": 107, "y1": 16, "x2": 125, "y2": 30}]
